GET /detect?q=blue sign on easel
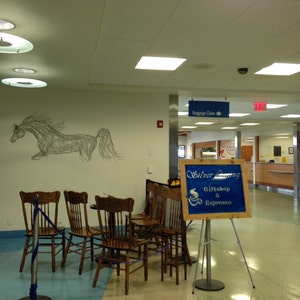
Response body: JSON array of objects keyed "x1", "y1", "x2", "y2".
[{"x1": 180, "y1": 159, "x2": 251, "y2": 220}]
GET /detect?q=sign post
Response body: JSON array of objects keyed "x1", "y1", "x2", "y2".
[{"x1": 179, "y1": 159, "x2": 254, "y2": 292}]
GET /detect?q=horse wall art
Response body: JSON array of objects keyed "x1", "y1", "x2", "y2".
[{"x1": 10, "y1": 114, "x2": 122, "y2": 161}]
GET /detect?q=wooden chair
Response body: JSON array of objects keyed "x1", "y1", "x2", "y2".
[
  {"x1": 131, "y1": 183, "x2": 165, "y2": 251},
  {"x1": 61, "y1": 190, "x2": 101, "y2": 275},
  {"x1": 131, "y1": 179, "x2": 158, "y2": 220},
  {"x1": 19, "y1": 191, "x2": 65, "y2": 273},
  {"x1": 159, "y1": 186, "x2": 191, "y2": 285},
  {"x1": 92, "y1": 196, "x2": 148, "y2": 295}
]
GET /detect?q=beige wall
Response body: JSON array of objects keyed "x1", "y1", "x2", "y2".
[{"x1": 0, "y1": 87, "x2": 169, "y2": 231}]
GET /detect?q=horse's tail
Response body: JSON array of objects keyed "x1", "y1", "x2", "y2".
[{"x1": 96, "y1": 128, "x2": 122, "y2": 160}]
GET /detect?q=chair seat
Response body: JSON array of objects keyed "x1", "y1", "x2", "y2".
[
  {"x1": 69, "y1": 226, "x2": 100, "y2": 237},
  {"x1": 132, "y1": 218, "x2": 160, "y2": 227}
]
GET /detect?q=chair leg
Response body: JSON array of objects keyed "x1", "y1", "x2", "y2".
[
  {"x1": 125, "y1": 252, "x2": 130, "y2": 295},
  {"x1": 144, "y1": 243, "x2": 148, "y2": 281},
  {"x1": 79, "y1": 238, "x2": 87, "y2": 275},
  {"x1": 19, "y1": 237, "x2": 30, "y2": 272},
  {"x1": 51, "y1": 236, "x2": 56, "y2": 272},
  {"x1": 61, "y1": 229, "x2": 66, "y2": 258},
  {"x1": 90, "y1": 237, "x2": 94, "y2": 261},
  {"x1": 175, "y1": 235, "x2": 179, "y2": 285},
  {"x1": 61, "y1": 235, "x2": 72, "y2": 268},
  {"x1": 92, "y1": 249, "x2": 105, "y2": 287}
]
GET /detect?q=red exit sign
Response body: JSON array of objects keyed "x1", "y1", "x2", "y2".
[{"x1": 253, "y1": 102, "x2": 267, "y2": 111}]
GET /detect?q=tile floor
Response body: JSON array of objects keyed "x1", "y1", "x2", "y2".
[{"x1": 1, "y1": 186, "x2": 300, "y2": 300}]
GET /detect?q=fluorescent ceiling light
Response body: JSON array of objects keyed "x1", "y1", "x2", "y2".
[
  {"x1": 280, "y1": 114, "x2": 300, "y2": 118},
  {"x1": 221, "y1": 127, "x2": 238, "y2": 130},
  {"x1": 255, "y1": 63, "x2": 300, "y2": 76},
  {"x1": 240, "y1": 123, "x2": 260, "y2": 126},
  {"x1": 229, "y1": 113, "x2": 250, "y2": 117},
  {"x1": 267, "y1": 104, "x2": 287, "y2": 109},
  {"x1": 0, "y1": 32, "x2": 33, "y2": 53},
  {"x1": 2, "y1": 78, "x2": 47, "y2": 88},
  {"x1": 135, "y1": 56, "x2": 186, "y2": 71},
  {"x1": 181, "y1": 126, "x2": 197, "y2": 129},
  {"x1": 275, "y1": 136, "x2": 289, "y2": 139},
  {"x1": 195, "y1": 121, "x2": 214, "y2": 125},
  {"x1": 178, "y1": 112, "x2": 188, "y2": 116}
]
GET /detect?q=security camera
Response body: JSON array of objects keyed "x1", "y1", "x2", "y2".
[{"x1": 238, "y1": 67, "x2": 248, "y2": 75}]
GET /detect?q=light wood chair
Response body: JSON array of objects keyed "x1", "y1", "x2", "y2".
[
  {"x1": 19, "y1": 191, "x2": 65, "y2": 273},
  {"x1": 61, "y1": 190, "x2": 101, "y2": 274},
  {"x1": 92, "y1": 196, "x2": 148, "y2": 295}
]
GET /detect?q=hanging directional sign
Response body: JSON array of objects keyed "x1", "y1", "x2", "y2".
[{"x1": 188, "y1": 100, "x2": 229, "y2": 118}]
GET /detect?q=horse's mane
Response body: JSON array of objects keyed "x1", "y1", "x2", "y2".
[{"x1": 20, "y1": 114, "x2": 65, "y2": 132}]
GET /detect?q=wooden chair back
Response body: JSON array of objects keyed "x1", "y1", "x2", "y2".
[
  {"x1": 20, "y1": 191, "x2": 60, "y2": 234},
  {"x1": 63, "y1": 190, "x2": 90, "y2": 234},
  {"x1": 95, "y1": 196, "x2": 134, "y2": 248},
  {"x1": 161, "y1": 186, "x2": 185, "y2": 232}
]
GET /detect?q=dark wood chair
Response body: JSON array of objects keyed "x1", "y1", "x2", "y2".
[
  {"x1": 159, "y1": 186, "x2": 191, "y2": 285},
  {"x1": 61, "y1": 190, "x2": 101, "y2": 274},
  {"x1": 131, "y1": 183, "x2": 165, "y2": 251},
  {"x1": 131, "y1": 179, "x2": 158, "y2": 220},
  {"x1": 92, "y1": 196, "x2": 148, "y2": 295},
  {"x1": 19, "y1": 191, "x2": 65, "y2": 273}
]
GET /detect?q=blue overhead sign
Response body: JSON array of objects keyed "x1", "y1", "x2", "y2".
[{"x1": 188, "y1": 100, "x2": 229, "y2": 118}]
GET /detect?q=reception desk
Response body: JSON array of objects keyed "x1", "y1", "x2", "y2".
[{"x1": 245, "y1": 162, "x2": 294, "y2": 190}]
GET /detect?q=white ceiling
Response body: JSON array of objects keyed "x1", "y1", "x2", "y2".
[{"x1": 1, "y1": 0, "x2": 300, "y2": 136}]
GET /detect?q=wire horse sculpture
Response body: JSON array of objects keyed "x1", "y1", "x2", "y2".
[{"x1": 10, "y1": 115, "x2": 122, "y2": 161}]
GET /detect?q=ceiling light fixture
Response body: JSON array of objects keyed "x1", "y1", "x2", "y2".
[
  {"x1": 229, "y1": 113, "x2": 250, "y2": 117},
  {"x1": 135, "y1": 56, "x2": 186, "y2": 71},
  {"x1": 0, "y1": 19, "x2": 15, "y2": 30},
  {"x1": 195, "y1": 121, "x2": 214, "y2": 125},
  {"x1": 0, "y1": 32, "x2": 33, "y2": 53},
  {"x1": 267, "y1": 104, "x2": 287, "y2": 109},
  {"x1": 221, "y1": 126, "x2": 238, "y2": 130},
  {"x1": 280, "y1": 114, "x2": 300, "y2": 118},
  {"x1": 14, "y1": 68, "x2": 36, "y2": 74},
  {"x1": 240, "y1": 123, "x2": 260, "y2": 126},
  {"x1": 181, "y1": 126, "x2": 197, "y2": 129},
  {"x1": 255, "y1": 63, "x2": 300, "y2": 76},
  {"x1": 2, "y1": 78, "x2": 47, "y2": 88}
]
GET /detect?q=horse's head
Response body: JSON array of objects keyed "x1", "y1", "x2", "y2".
[{"x1": 10, "y1": 124, "x2": 25, "y2": 143}]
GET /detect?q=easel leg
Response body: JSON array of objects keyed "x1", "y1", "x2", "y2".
[
  {"x1": 192, "y1": 220, "x2": 205, "y2": 294},
  {"x1": 230, "y1": 219, "x2": 255, "y2": 288}
]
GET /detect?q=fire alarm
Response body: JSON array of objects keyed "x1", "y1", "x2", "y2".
[{"x1": 157, "y1": 120, "x2": 163, "y2": 128}]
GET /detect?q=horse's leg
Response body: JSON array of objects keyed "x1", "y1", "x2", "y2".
[
  {"x1": 78, "y1": 139, "x2": 97, "y2": 162},
  {"x1": 31, "y1": 151, "x2": 47, "y2": 160}
]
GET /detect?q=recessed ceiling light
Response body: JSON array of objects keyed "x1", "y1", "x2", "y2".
[
  {"x1": 255, "y1": 63, "x2": 300, "y2": 76},
  {"x1": 195, "y1": 121, "x2": 214, "y2": 125},
  {"x1": 0, "y1": 19, "x2": 15, "y2": 30},
  {"x1": 221, "y1": 127, "x2": 238, "y2": 130},
  {"x1": 2, "y1": 78, "x2": 47, "y2": 88},
  {"x1": 229, "y1": 113, "x2": 250, "y2": 117},
  {"x1": 135, "y1": 56, "x2": 186, "y2": 71},
  {"x1": 0, "y1": 33, "x2": 33, "y2": 53},
  {"x1": 275, "y1": 136, "x2": 289, "y2": 139},
  {"x1": 14, "y1": 68, "x2": 36, "y2": 74},
  {"x1": 240, "y1": 123, "x2": 260, "y2": 126},
  {"x1": 267, "y1": 104, "x2": 287, "y2": 109},
  {"x1": 181, "y1": 126, "x2": 197, "y2": 129},
  {"x1": 178, "y1": 112, "x2": 188, "y2": 116},
  {"x1": 280, "y1": 114, "x2": 300, "y2": 118}
]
